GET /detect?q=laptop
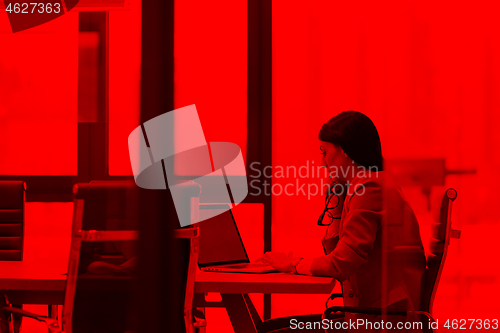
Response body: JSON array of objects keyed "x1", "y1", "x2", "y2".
[{"x1": 197, "y1": 204, "x2": 278, "y2": 274}]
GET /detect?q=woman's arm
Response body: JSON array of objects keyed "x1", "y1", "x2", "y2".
[{"x1": 261, "y1": 180, "x2": 382, "y2": 278}]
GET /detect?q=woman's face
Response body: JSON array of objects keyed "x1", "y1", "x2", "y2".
[{"x1": 319, "y1": 141, "x2": 352, "y2": 181}]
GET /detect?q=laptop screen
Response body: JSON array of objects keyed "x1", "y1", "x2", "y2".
[{"x1": 197, "y1": 204, "x2": 249, "y2": 267}]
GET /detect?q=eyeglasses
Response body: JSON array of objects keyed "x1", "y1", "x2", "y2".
[{"x1": 317, "y1": 190, "x2": 342, "y2": 226}]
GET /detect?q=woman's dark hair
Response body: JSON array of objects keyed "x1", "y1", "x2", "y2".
[{"x1": 319, "y1": 111, "x2": 383, "y2": 171}]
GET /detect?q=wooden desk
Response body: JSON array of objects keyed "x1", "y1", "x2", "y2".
[
  {"x1": 0, "y1": 261, "x2": 66, "y2": 304},
  {"x1": 0, "y1": 203, "x2": 72, "y2": 304},
  {"x1": 195, "y1": 270, "x2": 336, "y2": 333},
  {"x1": 0, "y1": 232, "x2": 69, "y2": 305}
]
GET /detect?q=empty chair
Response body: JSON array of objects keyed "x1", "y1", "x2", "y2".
[
  {"x1": 0, "y1": 181, "x2": 26, "y2": 261},
  {"x1": 0, "y1": 182, "x2": 139, "y2": 333}
]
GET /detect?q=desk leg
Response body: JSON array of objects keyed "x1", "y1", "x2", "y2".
[
  {"x1": 0, "y1": 295, "x2": 13, "y2": 333},
  {"x1": 49, "y1": 305, "x2": 59, "y2": 321},
  {"x1": 221, "y1": 294, "x2": 261, "y2": 333}
]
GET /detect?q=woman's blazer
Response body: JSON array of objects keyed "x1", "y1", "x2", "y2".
[{"x1": 311, "y1": 171, "x2": 426, "y2": 312}]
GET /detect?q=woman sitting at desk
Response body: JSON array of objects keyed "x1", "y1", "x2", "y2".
[{"x1": 260, "y1": 111, "x2": 426, "y2": 332}]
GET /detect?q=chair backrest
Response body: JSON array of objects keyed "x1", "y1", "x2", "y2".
[
  {"x1": 62, "y1": 181, "x2": 139, "y2": 333},
  {"x1": 172, "y1": 181, "x2": 202, "y2": 333},
  {"x1": 422, "y1": 188, "x2": 460, "y2": 314},
  {"x1": 0, "y1": 181, "x2": 26, "y2": 261}
]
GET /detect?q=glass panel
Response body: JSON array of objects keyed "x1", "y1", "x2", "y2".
[
  {"x1": 0, "y1": 12, "x2": 78, "y2": 175},
  {"x1": 174, "y1": 0, "x2": 247, "y2": 163},
  {"x1": 174, "y1": 1, "x2": 248, "y2": 330},
  {"x1": 273, "y1": 0, "x2": 500, "y2": 322},
  {"x1": 108, "y1": 0, "x2": 142, "y2": 176}
]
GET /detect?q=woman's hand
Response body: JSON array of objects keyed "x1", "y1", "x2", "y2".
[
  {"x1": 257, "y1": 251, "x2": 294, "y2": 272},
  {"x1": 325, "y1": 179, "x2": 347, "y2": 196}
]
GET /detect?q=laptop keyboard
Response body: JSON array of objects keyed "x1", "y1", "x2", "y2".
[{"x1": 221, "y1": 263, "x2": 269, "y2": 269}]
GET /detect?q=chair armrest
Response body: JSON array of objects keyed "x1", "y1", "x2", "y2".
[
  {"x1": 324, "y1": 306, "x2": 408, "y2": 318},
  {"x1": 76, "y1": 230, "x2": 139, "y2": 241},
  {"x1": 325, "y1": 293, "x2": 343, "y2": 309},
  {"x1": 174, "y1": 227, "x2": 199, "y2": 239}
]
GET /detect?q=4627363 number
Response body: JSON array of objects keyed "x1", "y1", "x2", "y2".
[
  {"x1": 443, "y1": 319, "x2": 499, "y2": 330},
  {"x1": 5, "y1": 3, "x2": 61, "y2": 14}
]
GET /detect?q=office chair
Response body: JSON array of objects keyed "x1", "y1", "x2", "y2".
[
  {"x1": 0, "y1": 182, "x2": 139, "y2": 333},
  {"x1": 0, "y1": 181, "x2": 26, "y2": 333},
  {"x1": 171, "y1": 181, "x2": 206, "y2": 333},
  {"x1": 322, "y1": 188, "x2": 460, "y2": 333},
  {"x1": 0, "y1": 181, "x2": 26, "y2": 261}
]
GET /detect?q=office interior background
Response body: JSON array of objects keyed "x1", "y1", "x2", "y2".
[{"x1": 1, "y1": 0, "x2": 500, "y2": 332}]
